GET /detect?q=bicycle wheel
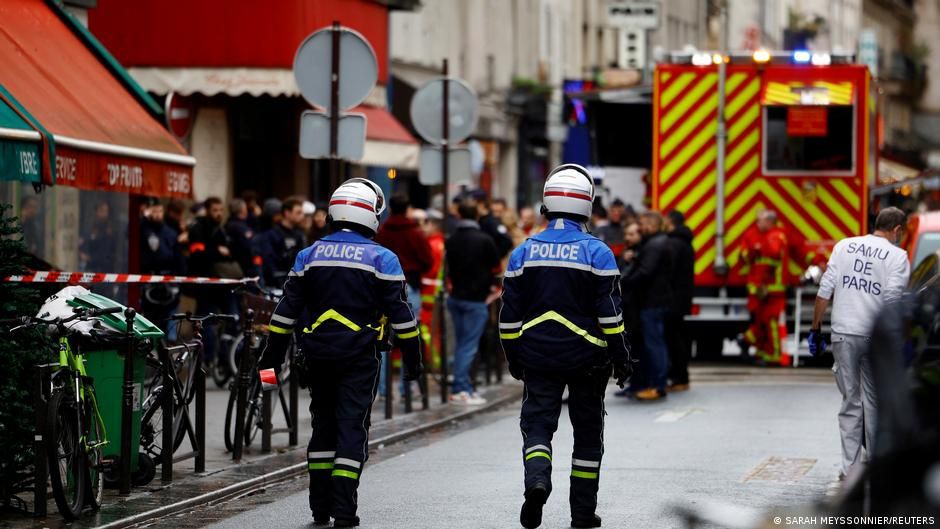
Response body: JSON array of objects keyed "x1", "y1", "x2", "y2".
[
  {"x1": 243, "y1": 381, "x2": 263, "y2": 447},
  {"x1": 83, "y1": 389, "x2": 105, "y2": 510},
  {"x1": 227, "y1": 333, "x2": 245, "y2": 378},
  {"x1": 223, "y1": 383, "x2": 238, "y2": 452},
  {"x1": 46, "y1": 390, "x2": 86, "y2": 520},
  {"x1": 139, "y1": 384, "x2": 187, "y2": 462}
]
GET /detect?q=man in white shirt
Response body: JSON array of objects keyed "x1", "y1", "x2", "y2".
[{"x1": 810, "y1": 207, "x2": 910, "y2": 479}]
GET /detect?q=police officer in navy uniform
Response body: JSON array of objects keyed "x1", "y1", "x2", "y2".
[
  {"x1": 258, "y1": 179, "x2": 423, "y2": 528},
  {"x1": 500, "y1": 164, "x2": 632, "y2": 529}
]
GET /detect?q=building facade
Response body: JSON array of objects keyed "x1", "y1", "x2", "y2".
[{"x1": 88, "y1": 0, "x2": 419, "y2": 204}]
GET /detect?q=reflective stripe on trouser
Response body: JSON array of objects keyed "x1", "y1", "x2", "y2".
[
  {"x1": 520, "y1": 369, "x2": 605, "y2": 516},
  {"x1": 744, "y1": 295, "x2": 785, "y2": 363},
  {"x1": 307, "y1": 348, "x2": 380, "y2": 519},
  {"x1": 831, "y1": 336, "x2": 876, "y2": 476}
]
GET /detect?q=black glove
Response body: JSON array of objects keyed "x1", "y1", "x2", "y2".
[
  {"x1": 401, "y1": 347, "x2": 424, "y2": 382},
  {"x1": 257, "y1": 333, "x2": 289, "y2": 373},
  {"x1": 613, "y1": 359, "x2": 633, "y2": 389}
]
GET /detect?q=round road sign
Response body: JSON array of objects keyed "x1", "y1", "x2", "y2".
[
  {"x1": 409, "y1": 78, "x2": 479, "y2": 145},
  {"x1": 164, "y1": 92, "x2": 194, "y2": 140},
  {"x1": 293, "y1": 26, "x2": 378, "y2": 111}
]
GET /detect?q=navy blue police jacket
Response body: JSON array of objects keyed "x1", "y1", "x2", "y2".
[
  {"x1": 262, "y1": 229, "x2": 421, "y2": 367},
  {"x1": 499, "y1": 218, "x2": 630, "y2": 372}
]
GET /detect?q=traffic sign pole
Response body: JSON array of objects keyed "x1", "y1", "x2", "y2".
[
  {"x1": 330, "y1": 21, "x2": 341, "y2": 190},
  {"x1": 439, "y1": 58, "x2": 450, "y2": 405}
]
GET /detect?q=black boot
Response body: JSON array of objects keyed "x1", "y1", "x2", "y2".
[
  {"x1": 311, "y1": 514, "x2": 330, "y2": 527},
  {"x1": 571, "y1": 514, "x2": 602, "y2": 528},
  {"x1": 520, "y1": 483, "x2": 549, "y2": 528},
  {"x1": 333, "y1": 516, "x2": 360, "y2": 527}
]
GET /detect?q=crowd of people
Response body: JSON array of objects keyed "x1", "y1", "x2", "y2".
[{"x1": 137, "y1": 187, "x2": 698, "y2": 403}]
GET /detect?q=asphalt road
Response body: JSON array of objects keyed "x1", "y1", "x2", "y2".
[{"x1": 201, "y1": 368, "x2": 842, "y2": 529}]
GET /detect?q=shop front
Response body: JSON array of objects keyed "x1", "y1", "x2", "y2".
[{"x1": 0, "y1": 0, "x2": 194, "y2": 300}]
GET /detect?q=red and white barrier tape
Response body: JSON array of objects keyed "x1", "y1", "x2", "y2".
[{"x1": 3, "y1": 271, "x2": 259, "y2": 285}]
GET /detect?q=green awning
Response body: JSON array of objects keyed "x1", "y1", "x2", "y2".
[{"x1": 0, "y1": 94, "x2": 42, "y2": 183}]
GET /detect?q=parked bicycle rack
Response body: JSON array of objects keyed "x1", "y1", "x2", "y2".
[
  {"x1": 260, "y1": 351, "x2": 299, "y2": 453},
  {"x1": 233, "y1": 308, "x2": 300, "y2": 461},
  {"x1": 157, "y1": 336, "x2": 207, "y2": 483}
]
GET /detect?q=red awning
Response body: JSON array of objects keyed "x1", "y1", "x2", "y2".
[
  {"x1": 353, "y1": 105, "x2": 417, "y2": 144},
  {"x1": 0, "y1": 0, "x2": 194, "y2": 197}
]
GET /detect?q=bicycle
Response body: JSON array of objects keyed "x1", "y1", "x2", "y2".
[
  {"x1": 3, "y1": 305, "x2": 124, "y2": 520},
  {"x1": 223, "y1": 308, "x2": 294, "y2": 453},
  {"x1": 139, "y1": 312, "x2": 235, "y2": 464},
  {"x1": 225, "y1": 285, "x2": 283, "y2": 379}
]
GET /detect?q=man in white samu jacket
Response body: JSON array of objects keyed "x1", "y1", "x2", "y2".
[{"x1": 811, "y1": 206, "x2": 910, "y2": 479}]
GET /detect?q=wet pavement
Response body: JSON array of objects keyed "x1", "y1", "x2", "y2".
[
  {"x1": 1, "y1": 375, "x2": 521, "y2": 529},
  {"x1": 194, "y1": 366, "x2": 842, "y2": 529}
]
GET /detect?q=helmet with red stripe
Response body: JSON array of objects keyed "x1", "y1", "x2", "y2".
[
  {"x1": 542, "y1": 164, "x2": 594, "y2": 220},
  {"x1": 328, "y1": 178, "x2": 386, "y2": 235}
]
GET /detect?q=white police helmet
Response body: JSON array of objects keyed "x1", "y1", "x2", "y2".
[
  {"x1": 328, "y1": 178, "x2": 386, "y2": 234},
  {"x1": 542, "y1": 164, "x2": 595, "y2": 220}
]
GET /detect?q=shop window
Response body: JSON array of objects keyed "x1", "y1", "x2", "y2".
[{"x1": 1, "y1": 182, "x2": 129, "y2": 302}]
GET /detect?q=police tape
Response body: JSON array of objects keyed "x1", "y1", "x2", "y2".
[{"x1": 3, "y1": 271, "x2": 259, "y2": 285}]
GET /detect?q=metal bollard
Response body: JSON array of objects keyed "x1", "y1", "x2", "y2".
[
  {"x1": 420, "y1": 359, "x2": 430, "y2": 411},
  {"x1": 194, "y1": 360, "x2": 206, "y2": 473},
  {"x1": 160, "y1": 345, "x2": 174, "y2": 483},
  {"x1": 32, "y1": 364, "x2": 51, "y2": 518},
  {"x1": 438, "y1": 292, "x2": 449, "y2": 404},
  {"x1": 119, "y1": 308, "x2": 137, "y2": 495},
  {"x1": 261, "y1": 390, "x2": 272, "y2": 453},
  {"x1": 403, "y1": 369, "x2": 413, "y2": 414}
]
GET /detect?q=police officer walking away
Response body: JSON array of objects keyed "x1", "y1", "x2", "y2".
[
  {"x1": 810, "y1": 206, "x2": 909, "y2": 480},
  {"x1": 258, "y1": 178, "x2": 423, "y2": 527},
  {"x1": 500, "y1": 164, "x2": 632, "y2": 529}
]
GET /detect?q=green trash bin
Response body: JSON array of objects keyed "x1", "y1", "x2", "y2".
[{"x1": 67, "y1": 292, "x2": 164, "y2": 483}]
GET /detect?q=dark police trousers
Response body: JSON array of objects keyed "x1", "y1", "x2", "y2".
[
  {"x1": 305, "y1": 348, "x2": 381, "y2": 520},
  {"x1": 521, "y1": 368, "x2": 607, "y2": 518}
]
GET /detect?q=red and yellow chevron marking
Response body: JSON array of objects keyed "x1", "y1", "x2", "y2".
[{"x1": 652, "y1": 65, "x2": 868, "y2": 287}]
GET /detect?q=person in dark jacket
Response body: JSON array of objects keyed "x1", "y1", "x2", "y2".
[
  {"x1": 620, "y1": 211, "x2": 673, "y2": 400},
  {"x1": 376, "y1": 193, "x2": 433, "y2": 311},
  {"x1": 445, "y1": 201, "x2": 501, "y2": 403},
  {"x1": 665, "y1": 210, "x2": 695, "y2": 391},
  {"x1": 188, "y1": 197, "x2": 241, "y2": 362},
  {"x1": 615, "y1": 220, "x2": 648, "y2": 397},
  {"x1": 375, "y1": 193, "x2": 433, "y2": 397},
  {"x1": 253, "y1": 198, "x2": 306, "y2": 288},
  {"x1": 471, "y1": 190, "x2": 513, "y2": 258},
  {"x1": 225, "y1": 198, "x2": 257, "y2": 278},
  {"x1": 141, "y1": 201, "x2": 186, "y2": 338},
  {"x1": 258, "y1": 178, "x2": 422, "y2": 527},
  {"x1": 500, "y1": 164, "x2": 631, "y2": 529}
]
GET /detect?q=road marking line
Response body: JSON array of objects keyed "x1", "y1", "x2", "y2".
[{"x1": 654, "y1": 409, "x2": 701, "y2": 423}]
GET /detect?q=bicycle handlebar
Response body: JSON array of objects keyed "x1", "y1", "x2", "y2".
[
  {"x1": 0, "y1": 305, "x2": 126, "y2": 331},
  {"x1": 169, "y1": 312, "x2": 238, "y2": 323}
]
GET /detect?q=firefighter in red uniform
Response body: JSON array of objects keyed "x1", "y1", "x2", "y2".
[
  {"x1": 419, "y1": 210, "x2": 446, "y2": 366},
  {"x1": 739, "y1": 209, "x2": 788, "y2": 365}
]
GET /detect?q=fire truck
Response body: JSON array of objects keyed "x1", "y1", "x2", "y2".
[{"x1": 651, "y1": 50, "x2": 875, "y2": 359}]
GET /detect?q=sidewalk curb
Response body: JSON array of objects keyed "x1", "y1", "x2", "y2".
[{"x1": 95, "y1": 386, "x2": 521, "y2": 529}]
